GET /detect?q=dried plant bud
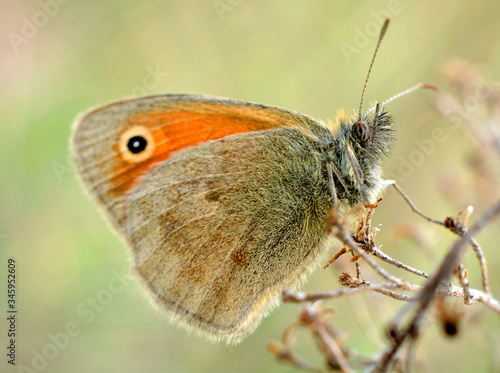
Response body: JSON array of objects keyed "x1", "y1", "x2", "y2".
[
  {"x1": 437, "y1": 297, "x2": 462, "y2": 338},
  {"x1": 443, "y1": 320, "x2": 459, "y2": 336},
  {"x1": 339, "y1": 272, "x2": 367, "y2": 287},
  {"x1": 324, "y1": 247, "x2": 348, "y2": 269}
]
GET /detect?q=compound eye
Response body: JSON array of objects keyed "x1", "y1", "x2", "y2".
[{"x1": 353, "y1": 120, "x2": 370, "y2": 142}]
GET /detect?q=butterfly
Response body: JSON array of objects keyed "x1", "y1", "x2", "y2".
[{"x1": 72, "y1": 19, "x2": 432, "y2": 343}]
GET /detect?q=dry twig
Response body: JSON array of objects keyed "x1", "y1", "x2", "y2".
[{"x1": 269, "y1": 60, "x2": 500, "y2": 372}]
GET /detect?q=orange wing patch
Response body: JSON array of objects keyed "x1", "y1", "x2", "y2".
[{"x1": 110, "y1": 108, "x2": 284, "y2": 196}]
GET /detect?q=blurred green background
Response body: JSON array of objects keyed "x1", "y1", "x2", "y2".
[{"x1": 1, "y1": 1, "x2": 500, "y2": 372}]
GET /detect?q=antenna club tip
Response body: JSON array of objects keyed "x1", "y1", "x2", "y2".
[
  {"x1": 381, "y1": 19, "x2": 390, "y2": 36},
  {"x1": 422, "y1": 83, "x2": 439, "y2": 91}
]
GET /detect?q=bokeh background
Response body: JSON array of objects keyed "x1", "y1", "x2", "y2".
[{"x1": 1, "y1": 1, "x2": 500, "y2": 372}]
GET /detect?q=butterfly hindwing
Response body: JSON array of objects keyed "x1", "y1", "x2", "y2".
[
  {"x1": 72, "y1": 94, "x2": 334, "y2": 341},
  {"x1": 127, "y1": 128, "x2": 334, "y2": 341}
]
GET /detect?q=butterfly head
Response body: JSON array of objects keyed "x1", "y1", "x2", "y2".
[
  {"x1": 349, "y1": 105, "x2": 395, "y2": 162},
  {"x1": 322, "y1": 105, "x2": 394, "y2": 208}
]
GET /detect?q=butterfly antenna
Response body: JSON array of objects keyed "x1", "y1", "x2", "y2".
[
  {"x1": 363, "y1": 82, "x2": 438, "y2": 118},
  {"x1": 357, "y1": 18, "x2": 390, "y2": 121}
]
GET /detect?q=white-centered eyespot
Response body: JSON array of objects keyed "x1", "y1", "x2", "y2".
[{"x1": 118, "y1": 125, "x2": 155, "y2": 163}]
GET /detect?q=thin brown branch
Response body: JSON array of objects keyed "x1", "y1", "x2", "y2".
[
  {"x1": 282, "y1": 285, "x2": 397, "y2": 303},
  {"x1": 395, "y1": 185, "x2": 492, "y2": 294},
  {"x1": 457, "y1": 262, "x2": 472, "y2": 305},
  {"x1": 464, "y1": 288, "x2": 500, "y2": 313},
  {"x1": 283, "y1": 282, "x2": 416, "y2": 303},
  {"x1": 443, "y1": 206, "x2": 491, "y2": 294},
  {"x1": 391, "y1": 182, "x2": 444, "y2": 225},
  {"x1": 372, "y1": 199, "x2": 500, "y2": 373},
  {"x1": 328, "y1": 209, "x2": 410, "y2": 287},
  {"x1": 316, "y1": 325, "x2": 353, "y2": 373},
  {"x1": 403, "y1": 337, "x2": 417, "y2": 373},
  {"x1": 370, "y1": 246, "x2": 431, "y2": 279},
  {"x1": 372, "y1": 288, "x2": 414, "y2": 301},
  {"x1": 469, "y1": 237, "x2": 491, "y2": 294},
  {"x1": 324, "y1": 247, "x2": 348, "y2": 269},
  {"x1": 268, "y1": 342, "x2": 323, "y2": 373}
]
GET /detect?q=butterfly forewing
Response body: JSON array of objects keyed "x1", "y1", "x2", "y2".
[{"x1": 72, "y1": 94, "x2": 335, "y2": 341}]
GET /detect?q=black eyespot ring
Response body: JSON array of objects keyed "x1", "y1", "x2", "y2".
[
  {"x1": 119, "y1": 126, "x2": 154, "y2": 163},
  {"x1": 353, "y1": 120, "x2": 370, "y2": 142},
  {"x1": 127, "y1": 136, "x2": 148, "y2": 154}
]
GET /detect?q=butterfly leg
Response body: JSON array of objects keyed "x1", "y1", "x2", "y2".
[
  {"x1": 326, "y1": 162, "x2": 339, "y2": 209},
  {"x1": 344, "y1": 144, "x2": 370, "y2": 202}
]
